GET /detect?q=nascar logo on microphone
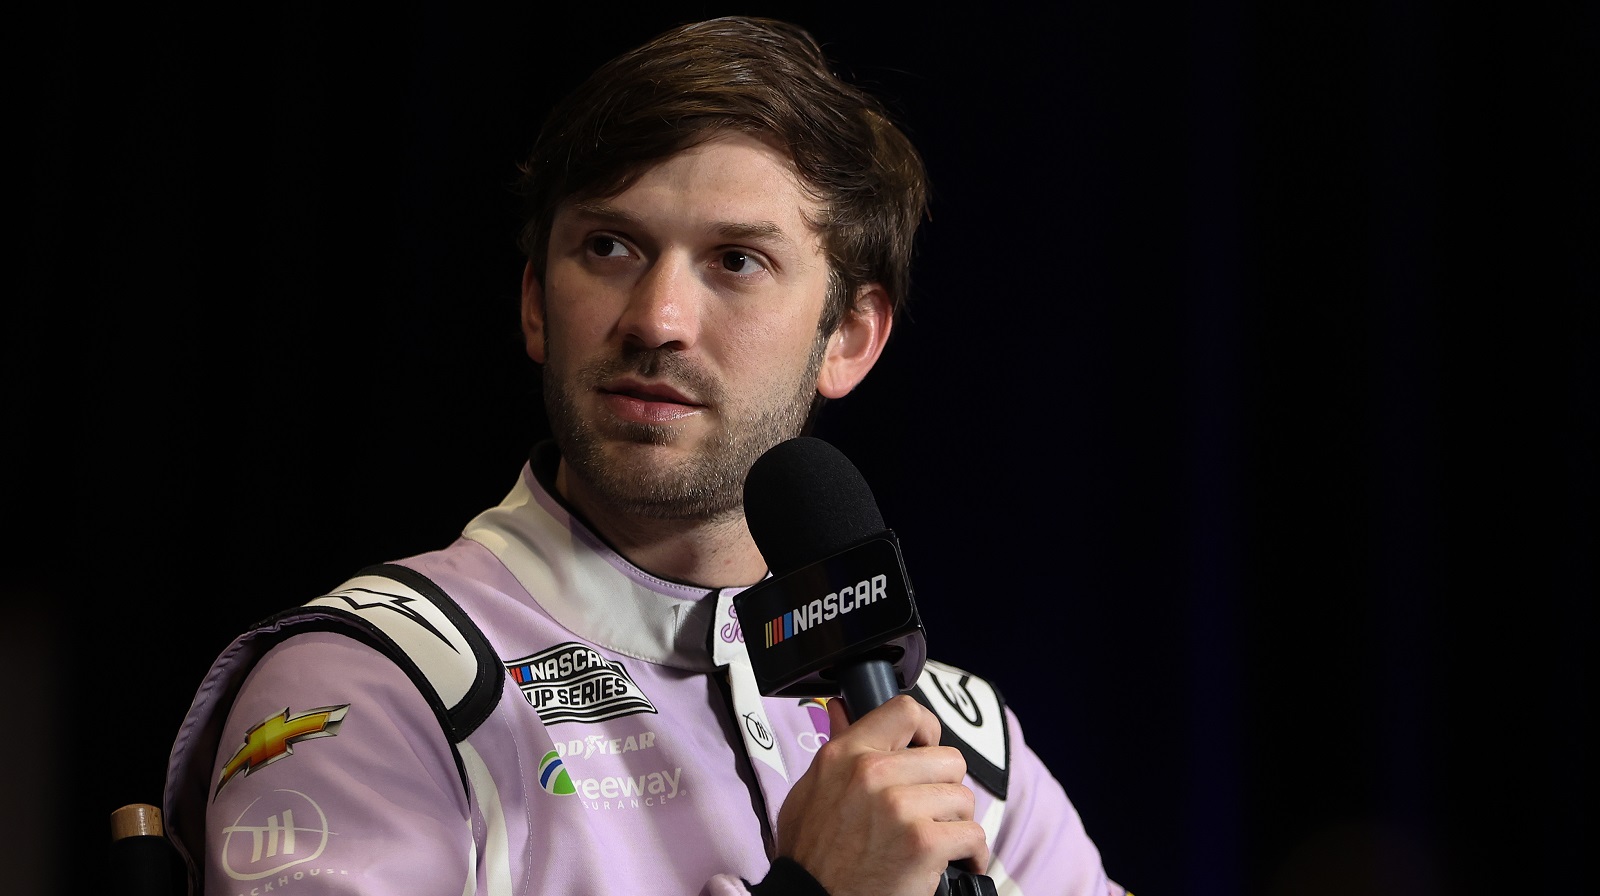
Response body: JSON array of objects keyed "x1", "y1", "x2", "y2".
[
  {"x1": 736, "y1": 534, "x2": 927, "y2": 698},
  {"x1": 763, "y1": 573, "x2": 888, "y2": 647}
]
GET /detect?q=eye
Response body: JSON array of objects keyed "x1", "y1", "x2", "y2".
[
  {"x1": 587, "y1": 235, "x2": 633, "y2": 259},
  {"x1": 718, "y1": 250, "x2": 767, "y2": 275}
]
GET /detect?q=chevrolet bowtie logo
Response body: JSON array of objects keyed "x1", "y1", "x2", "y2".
[{"x1": 216, "y1": 705, "x2": 349, "y2": 797}]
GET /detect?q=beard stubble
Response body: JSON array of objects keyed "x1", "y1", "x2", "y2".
[{"x1": 543, "y1": 334, "x2": 828, "y2": 521}]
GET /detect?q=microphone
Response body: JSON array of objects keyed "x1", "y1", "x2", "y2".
[
  {"x1": 735, "y1": 436, "x2": 927, "y2": 716},
  {"x1": 735, "y1": 437, "x2": 996, "y2": 896}
]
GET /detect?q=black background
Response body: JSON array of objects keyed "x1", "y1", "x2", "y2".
[{"x1": 11, "y1": 3, "x2": 1593, "y2": 895}]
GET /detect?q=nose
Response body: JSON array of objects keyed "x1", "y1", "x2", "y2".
[{"x1": 618, "y1": 255, "x2": 699, "y2": 351}]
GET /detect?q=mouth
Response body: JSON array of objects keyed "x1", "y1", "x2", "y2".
[
  {"x1": 602, "y1": 378, "x2": 699, "y2": 407},
  {"x1": 598, "y1": 377, "x2": 705, "y2": 424}
]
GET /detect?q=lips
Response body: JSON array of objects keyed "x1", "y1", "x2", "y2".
[
  {"x1": 602, "y1": 378, "x2": 698, "y2": 407},
  {"x1": 599, "y1": 377, "x2": 704, "y2": 424}
]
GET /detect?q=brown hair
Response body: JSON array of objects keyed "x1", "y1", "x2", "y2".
[{"x1": 513, "y1": 16, "x2": 928, "y2": 333}]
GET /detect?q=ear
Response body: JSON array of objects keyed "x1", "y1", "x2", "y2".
[
  {"x1": 816, "y1": 283, "x2": 893, "y2": 399},
  {"x1": 521, "y1": 260, "x2": 547, "y2": 364}
]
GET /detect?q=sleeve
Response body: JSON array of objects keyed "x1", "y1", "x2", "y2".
[
  {"x1": 199, "y1": 631, "x2": 477, "y2": 894},
  {"x1": 986, "y1": 707, "x2": 1128, "y2": 896},
  {"x1": 701, "y1": 857, "x2": 830, "y2": 896}
]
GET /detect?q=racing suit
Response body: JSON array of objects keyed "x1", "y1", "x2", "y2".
[{"x1": 163, "y1": 442, "x2": 1125, "y2": 895}]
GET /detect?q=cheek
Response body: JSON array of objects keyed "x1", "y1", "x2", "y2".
[
  {"x1": 542, "y1": 273, "x2": 620, "y2": 354},
  {"x1": 722, "y1": 319, "x2": 827, "y2": 396},
  {"x1": 720, "y1": 315, "x2": 812, "y2": 369}
]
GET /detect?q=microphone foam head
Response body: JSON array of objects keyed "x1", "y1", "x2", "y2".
[{"x1": 743, "y1": 437, "x2": 886, "y2": 576}]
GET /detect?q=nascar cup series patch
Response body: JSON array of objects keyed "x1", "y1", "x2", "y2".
[{"x1": 506, "y1": 642, "x2": 658, "y2": 725}]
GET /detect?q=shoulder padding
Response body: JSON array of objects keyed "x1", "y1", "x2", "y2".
[
  {"x1": 288, "y1": 562, "x2": 504, "y2": 742},
  {"x1": 164, "y1": 563, "x2": 504, "y2": 881},
  {"x1": 909, "y1": 658, "x2": 1010, "y2": 800}
]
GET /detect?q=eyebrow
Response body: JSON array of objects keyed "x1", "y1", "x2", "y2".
[{"x1": 568, "y1": 201, "x2": 797, "y2": 248}]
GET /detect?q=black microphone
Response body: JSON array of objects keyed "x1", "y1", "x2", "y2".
[
  {"x1": 735, "y1": 436, "x2": 927, "y2": 716},
  {"x1": 735, "y1": 437, "x2": 996, "y2": 896}
]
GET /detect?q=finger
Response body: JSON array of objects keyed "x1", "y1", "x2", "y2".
[
  {"x1": 848, "y1": 745, "x2": 970, "y2": 795},
  {"x1": 903, "y1": 695, "x2": 943, "y2": 748},
  {"x1": 947, "y1": 819, "x2": 992, "y2": 876},
  {"x1": 825, "y1": 696, "x2": 852, "y2": 737},
  {"x1": 835, "y1": 694, "x2": 942, "y2": 751},
  {"x1": 885, "y1": 780, "x2": 977, "y2": 824},
  {"x1": 899, "y1": 815, "x2": 991, "y2": 876}
]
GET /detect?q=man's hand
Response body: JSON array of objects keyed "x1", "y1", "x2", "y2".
[{"x1": 776, "y1": 695, "x2": 989, "y2": 896}]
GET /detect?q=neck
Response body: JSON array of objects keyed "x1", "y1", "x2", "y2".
[{"x1": 553, "y1": 461, "x2": 770, "y2": 589}]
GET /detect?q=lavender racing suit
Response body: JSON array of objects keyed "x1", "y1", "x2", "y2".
[{"x1": 163, "y1": 444, "x2": 1126, "y2": 896}]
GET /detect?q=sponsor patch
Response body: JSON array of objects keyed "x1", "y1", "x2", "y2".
[
  {"x1": 552, "y1": 730, "x2": 659, "y2": 760},
  {"x1": 505, "y1": 642, "x2": 657, "y2": 724},
  {"x1": 742, "y1": 711, "x2": 775, "y2": 751},
  {"x1": 538, "y1": 750, "x2": 576, "y2": 795},
  {"x1": 219, "y1": 789, "x2": 348, "y2": 882},
  {"x1": 217, "y1": 705, "x2": 349, "y2": 797},
  {"x1": 797, "y1": 697, "x2": 831, "y2": 753},
  {"x1": 571, "y1": 765, "x2": 685, "y2": 811}
]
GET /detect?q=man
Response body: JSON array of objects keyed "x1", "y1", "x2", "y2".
[{"x1": 163, "y1": 17, "x2": 1127, "y2": 896}]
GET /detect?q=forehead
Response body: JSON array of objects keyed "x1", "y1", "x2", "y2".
[{"x1": 559, "y1": 132, "x2": 825, "y2": 241}]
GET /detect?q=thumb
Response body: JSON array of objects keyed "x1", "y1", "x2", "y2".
[{"x1": 825, "y1": 696, "x2": 853, "y2": 733}]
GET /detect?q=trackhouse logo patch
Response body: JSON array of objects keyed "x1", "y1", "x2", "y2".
[
  {"x1": 506, "y1": 642, "x2": 657, "y2": 724},
  {"x1": 219, "y1": 789, "x2": 344, "y2": 882}
]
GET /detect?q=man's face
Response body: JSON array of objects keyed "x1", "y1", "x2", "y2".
[{"x1": 526, "y1": 132, "x2": 838, "y2": 521}]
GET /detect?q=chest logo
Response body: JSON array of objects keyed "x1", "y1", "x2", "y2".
[{"x1": 505, "y1": 642, "x2": 657, "y2": 724}]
